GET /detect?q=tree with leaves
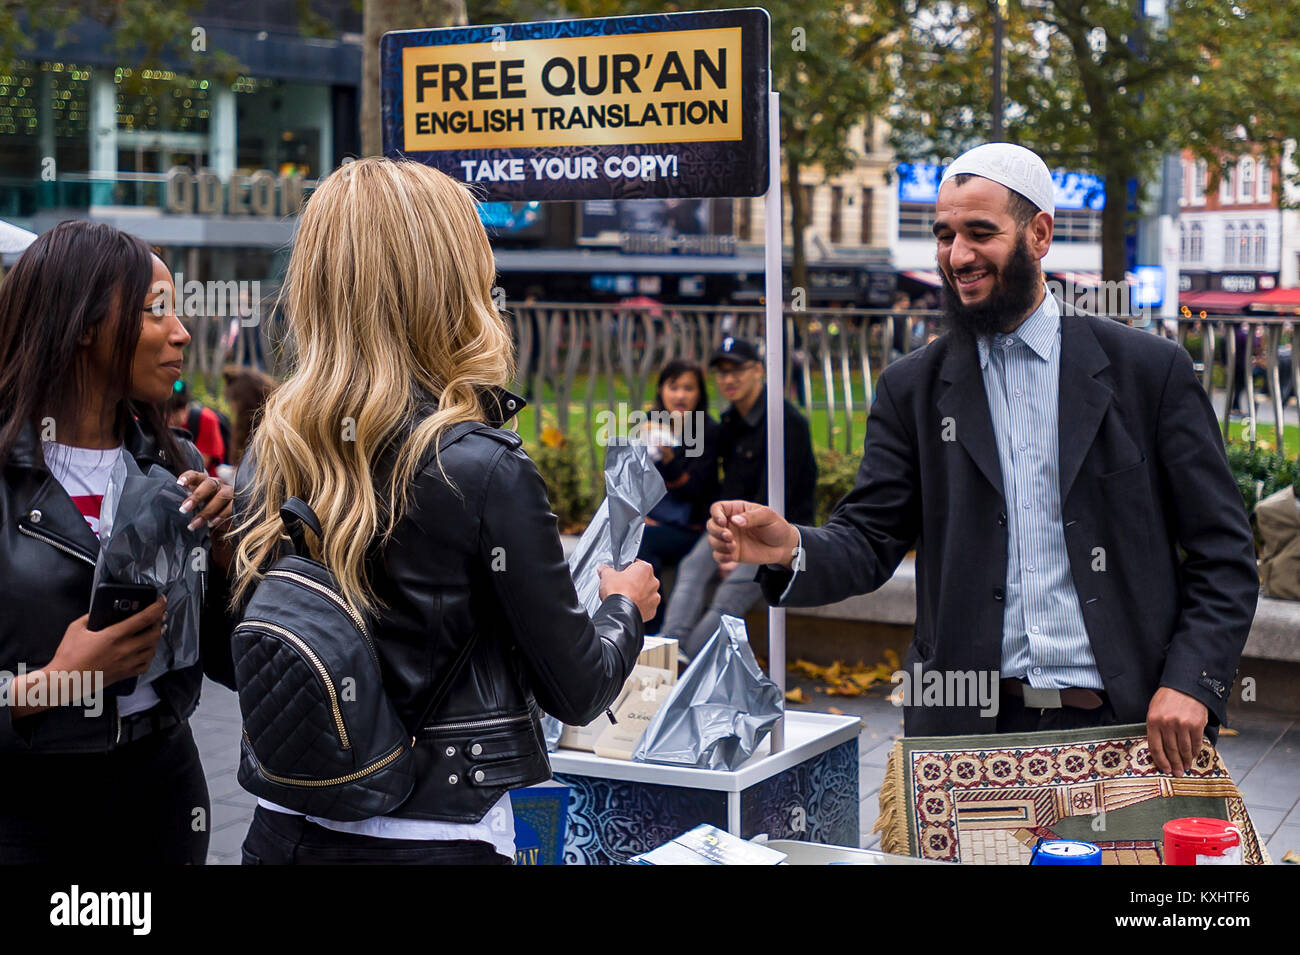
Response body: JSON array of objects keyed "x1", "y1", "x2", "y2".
[
  {"x1": 888, "y1": 0, "x2": 1300, "y2": 282},
  {"x1": 361, "y1": 1, "x2": 469, "y2": 157}
]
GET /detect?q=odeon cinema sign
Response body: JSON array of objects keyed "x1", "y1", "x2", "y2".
[{"x1": 164, "y1": 166, "x2": 307, "y2": 217}]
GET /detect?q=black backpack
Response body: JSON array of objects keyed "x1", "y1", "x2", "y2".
[{"x1": 234, "y1": 420, "x2": 486, "y2": 820}]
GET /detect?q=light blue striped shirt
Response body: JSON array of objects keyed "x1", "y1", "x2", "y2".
[{"x1": 978, "y1": 293, "x2": 1102, "y2": 690}]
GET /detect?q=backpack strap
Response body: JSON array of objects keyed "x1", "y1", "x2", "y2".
[{"x1": 280, "y1": 496, "x2": 323, "y2": 556}]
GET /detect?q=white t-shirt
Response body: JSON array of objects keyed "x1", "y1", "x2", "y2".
[
  {"x1": 256, "y1": 793, "x2": 517, "y2": 858},
  {"x1": 41, "y1": 442, "x2": 160, "y2": 717}
]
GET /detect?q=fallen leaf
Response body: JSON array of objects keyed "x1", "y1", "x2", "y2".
[
  {"x1": 1219, "y1": 727, "x2": 1239, "y2": 736},
  {"x1": 785, "y1": 687, "x2": 808, "y2": 703},
  {"x1": 1282, "y1": 850, "x2": 1300, "y2": 864},
  {"x1": 827, "y1": 706, "x2": 844, "y2": 715}
]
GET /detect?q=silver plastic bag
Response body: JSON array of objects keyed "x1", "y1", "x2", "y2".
[
  {"x1": 632, "y1": 615, "x2": 784, "y2": 770},
  {"x1": 541, "y1": 440, "x2": 667, "y2": 751},
  {"x1": 92, "y1": 451, "x2": 210, "y2": 687},
  {"x1": 566, "y1": 439, "x2": 666, "y2": 615}
]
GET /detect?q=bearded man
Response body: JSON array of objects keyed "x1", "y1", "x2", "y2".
[{"x1": 708, "y1": 143, "x2": 1258, "y2": 776}]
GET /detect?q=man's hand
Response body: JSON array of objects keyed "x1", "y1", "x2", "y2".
[
  {"x1": 1146, "y1": 687, "x2": 1209, "y2": 778},
  {"x1": 707, "y1": 500, "x2": 798, "y2": 568}
]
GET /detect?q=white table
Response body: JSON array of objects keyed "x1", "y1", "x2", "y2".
[{"x1": 549, "y1": 711, "x2": 863, "y2": 863}]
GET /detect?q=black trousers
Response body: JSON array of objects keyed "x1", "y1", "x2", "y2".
[
  {"x1": 241, "y1": 806, "x2": 512, "y2": 865},
  {"x1": 0, "y1": 722, "x2": 210, "y2": 864},
  {"x1": 994, "y1": 692, "x2": 1120, "y2": 734}
]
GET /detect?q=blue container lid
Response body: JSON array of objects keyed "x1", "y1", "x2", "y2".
[{"x1": 1031, "y1": 840, "x2": 1102, "y2": 865}]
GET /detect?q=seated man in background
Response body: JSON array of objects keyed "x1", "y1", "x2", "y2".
[{"x1": 660, "y1": 336, "x2": 816, "y2": 660}]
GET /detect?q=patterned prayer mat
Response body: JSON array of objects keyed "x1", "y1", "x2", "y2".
[{"x1": 873, "y1": 722, "x2": 1270, "y2": 865}]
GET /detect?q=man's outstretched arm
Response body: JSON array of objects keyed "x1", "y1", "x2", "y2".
[{"x1": 709, "y1": 372, "x2": 921, "y2": 608}]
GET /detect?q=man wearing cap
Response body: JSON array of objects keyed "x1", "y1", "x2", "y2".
[
  {"x1": 660, "y1": 335, "x2": 816, "y2": 659},
  {"x1": 707, "y1": 143, "x2": 1257, "y2": 778}
]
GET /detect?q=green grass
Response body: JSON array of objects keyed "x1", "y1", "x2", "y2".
[
  {"x1": 512, "y1": 389, "x2": 1297, "y2": 464},
  {"x1": 1226, "y1": 420, "x2": 1299, "y2": 457}
]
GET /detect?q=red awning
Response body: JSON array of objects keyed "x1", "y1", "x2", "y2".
[
  {"x1": 1050, "y1": 271, "x2": 1103, "y2": 288},
  {"x1": 1179, "y1": 290, "x2": 1254, "y2": 314},
  {"x1": 1247, "y1": 287, "x2": 1300, "y2": 312},
  {"x1": 901, "y1": 269, "x2": 942, "y2": 287}
]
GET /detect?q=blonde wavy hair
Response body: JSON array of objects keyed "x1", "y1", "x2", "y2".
[{"x1": 230, "y1": 158, "x2": 515, "y2": 618}]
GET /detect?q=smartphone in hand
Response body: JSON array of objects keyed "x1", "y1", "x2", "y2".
[{"x1": 88, "y1": 583, "x2": 159, "y2": 697}]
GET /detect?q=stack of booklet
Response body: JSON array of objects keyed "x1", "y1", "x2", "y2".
[{"x1": 631, "y1": 826, "x2": 788, "y2": 865}]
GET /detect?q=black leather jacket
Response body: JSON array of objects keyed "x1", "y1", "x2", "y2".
[
  {"x1": 0, "y1": 413, "x2": 238, "y2": 754},
  {"x1": 233, "y1": 387, "x2": 644, "y2": 823}
]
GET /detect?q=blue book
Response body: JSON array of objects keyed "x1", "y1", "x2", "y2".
[{"x1": 510, "y1": 782, "x2": 569, "y2": 866}]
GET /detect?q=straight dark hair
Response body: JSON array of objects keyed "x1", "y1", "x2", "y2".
[
  {"x1": 650, "y1": 358, "x2": 709, "y2": 415},
  {"x1": 0, "y1": 220, "x2": 187, "y2": 473}
]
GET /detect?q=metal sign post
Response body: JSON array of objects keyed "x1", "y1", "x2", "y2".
[{"x1": 762, "y1": 89, "x2": 785, "y2": 753}]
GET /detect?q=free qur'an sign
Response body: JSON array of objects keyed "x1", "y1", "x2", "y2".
[{"x1": 381, "y1": 8, "x2": 771, "y2": 202}]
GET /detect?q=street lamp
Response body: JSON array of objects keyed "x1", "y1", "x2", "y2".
[{"x1": 991, "y1": 0, "x2": 1007, "y2": 140}]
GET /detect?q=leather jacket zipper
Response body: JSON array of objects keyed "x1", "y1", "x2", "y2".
[
  {"x1": 264, "y1": 569, "x2": 378, "y2": 667},
  {"x1": 238, "y1": 619, "x2": 350, "y2": 749},
  {"x1": 243, "y1": 729, "x2": 408, "y2": 787},
  {"x1": 18, "y1": 523, "x2": 96, "y2": 567},
  {"x1": 422, "y1": 711, "x2": 533, "y2": 735}
]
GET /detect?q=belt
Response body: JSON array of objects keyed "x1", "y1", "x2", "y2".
[
  {"x1": 1001, "y1": 679, "x2": 1105, "y2": 711},
  {"x1": 117, "y1": 706, "x2": 183, "y2": 745}
]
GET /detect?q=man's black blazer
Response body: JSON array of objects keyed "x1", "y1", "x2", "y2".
[{"x1": 756, "y1": 303, "x2": 1259, "y2": 736}]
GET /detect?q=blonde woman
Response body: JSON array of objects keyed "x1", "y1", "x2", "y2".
[{"x1": 229, "y1": 158, "x2": 658, "y2": 865}]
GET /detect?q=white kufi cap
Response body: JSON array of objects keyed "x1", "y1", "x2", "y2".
[{"x1": 940, "y1": 143, "x2": 1055, "y2": 216}]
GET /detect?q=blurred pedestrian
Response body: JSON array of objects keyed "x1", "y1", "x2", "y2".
[{"x1": 636, "y1": 359, "x2": 720, "y2": 635}]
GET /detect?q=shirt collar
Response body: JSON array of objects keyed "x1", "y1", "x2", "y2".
[
  {"x1": 977, "y1": 290, "x2": 1059, "y2": 369},
  {"x1": 726, "y1": 386, "x2": 767, "y2": 427}
]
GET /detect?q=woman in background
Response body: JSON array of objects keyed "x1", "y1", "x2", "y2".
[{"x1": 636, "y1": 359, "x2": 720, "y2": 636}]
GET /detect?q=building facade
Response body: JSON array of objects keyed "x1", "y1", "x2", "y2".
[{"x1": 0, "y1": 2, "x2": 362, "y2": 299}]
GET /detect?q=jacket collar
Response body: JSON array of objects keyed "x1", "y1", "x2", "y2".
[
  {"x1": 5, "y1": 406, "x2": 171, "y2": 473},
  {"x1": 478, "y1": 385, "x2": 528, "y2": 429},
  {"x1": 723, "y1": 386, "x2": 767, "y2": 428},
  {"x1": 413, "y1": 385, "x2": 527, "y2": 430}
]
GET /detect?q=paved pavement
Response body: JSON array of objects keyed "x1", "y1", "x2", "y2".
[{"x1": 192, "y1": 675, "x2": 1299, "y2": 864}]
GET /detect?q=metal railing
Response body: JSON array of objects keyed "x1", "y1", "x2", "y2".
[
  {"x1": 206, "y1": 301, "x2": 1297, "y2": 462},
  {"x1": 502, "y1": 303, "x2": 1297, "y2": 462}
]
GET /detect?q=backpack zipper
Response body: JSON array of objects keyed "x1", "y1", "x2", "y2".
[
  {"x1": 18, "y1": 523, "x2": 97, "y2": 568},
  {"x1": 265, "y1": 569, "x2": 378, "y2": 667},
  {"x1": 238, "y1": 619, "x2": 350, "y2": 749},
  {"x1": 243, "y1": 729, "x2": 408, "y2": 787}
]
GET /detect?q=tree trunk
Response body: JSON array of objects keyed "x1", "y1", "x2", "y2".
[
  {"x1": 1100, "y1": 164, "x2": 1130, "y2": 287},
  {"x1": 361, "y1": 0, "x2": 467, "y2": 158},
  {"x1": 788, "y1": 157, "x2": 806, "y2": 304}
]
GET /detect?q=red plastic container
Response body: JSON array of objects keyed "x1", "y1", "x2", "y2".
[{"x1": 1163, "y1": 818, "x2": 1242, "y2": 865}]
